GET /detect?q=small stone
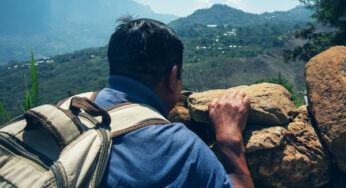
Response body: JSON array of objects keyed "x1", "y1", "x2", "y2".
[{"x1": 244, "y1": 126, "x2": 286, "y2": 153}]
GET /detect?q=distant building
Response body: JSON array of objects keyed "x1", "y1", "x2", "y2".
[
  {"x1": 207, "y1": 25, "x2": 217, "y2": 28},
  {"x1": 304, "y1": 91, "x2": 308, "y2": 106}
]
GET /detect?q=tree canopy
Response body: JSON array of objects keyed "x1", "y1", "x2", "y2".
[{"x1": 284, "y1": 0, "x2": 346, "y2": 62}]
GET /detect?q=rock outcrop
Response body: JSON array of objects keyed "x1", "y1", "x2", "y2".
[
  {"x1": 305, "y1": 46, "x2": 346, "y2": 172},
  {"x1": 188, "y1": 83, "x2": 297, "y2": 125},
  {"x1": 168, "y1": 91, "x2": 193, "y2": 125},
  {"x1": 169, "y1": 46, "x2": 345, "y2": 187},
  {"x1": 170, "y1": 89, "x2": 331, "y2": 187},
  {"x1": 245, "y1": 106, "x2": 330, "y2": 187}
]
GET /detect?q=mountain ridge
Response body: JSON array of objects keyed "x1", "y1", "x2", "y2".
[{"x1": 169, "y1": 4, "x2": 312, "y2": 29}]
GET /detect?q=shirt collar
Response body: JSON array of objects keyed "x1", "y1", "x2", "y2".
[{"x1": 107, "y1": 75, "x2": 168, "y2": 118}]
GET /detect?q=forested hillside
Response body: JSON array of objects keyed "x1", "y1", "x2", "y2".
[
  {"x1": 0, "y1": 5, "x2": 308, "y2": 124},
  {"x1": 169, "y1": 4, "x2": 312, "y2": 29}
]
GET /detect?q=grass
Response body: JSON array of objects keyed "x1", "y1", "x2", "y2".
[
  {"x1": 0, "y1": 103, "x2": 10, "y2": 121},
  {"x1": 254, "y1": 72, "x2": 305, "y2": 107},
  {"x1": 0, "y1": 50, "x2": 38, "y2": 122},
  {"x1": 31, "y1": 49, "x2": 38, "y2": 107}
]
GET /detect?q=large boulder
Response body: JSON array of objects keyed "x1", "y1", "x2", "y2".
[
  {"x1": 305, "y1": 46, "x2": 346, "y2": 172},
  {"x1": 245, "y1": 106, "x2": 330, "y2": 187},
  {"x1": 170, "y1": 92, "x2": 331, "y2": 187},
  {"x1": 187, "y1": 83, "x2": 297, "y2": 126}
]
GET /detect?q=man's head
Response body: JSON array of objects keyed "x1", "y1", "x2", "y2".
[
  {"x1": 108, "y1": 17, "x2": 184, "y2": 90},
  {"x1": 108, "y1": 17, "x2": 184, "y2": 111}
]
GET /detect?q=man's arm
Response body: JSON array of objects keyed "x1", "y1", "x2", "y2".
[{"x1": 208, "y1": 91, "x2": 254, "y2": 188}]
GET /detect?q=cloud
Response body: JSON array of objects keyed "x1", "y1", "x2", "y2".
[
  {"x1": 210, "y1": 0, "x2": 228, "y2": 3},
  {"x1": 194, "y1": 0, "x2": 212, "y2": 10},
  {"x1": 220, "y1": 0, "x2": 249, "y2": 10}
]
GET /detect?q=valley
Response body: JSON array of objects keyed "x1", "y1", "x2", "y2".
[{"x1": 0, "y1": 4, "x2": 311, "y2": 124}]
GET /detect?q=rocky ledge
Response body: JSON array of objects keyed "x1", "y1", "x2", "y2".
[{"x1": 169, "y1": 46, "x2": 346, "y2": 187}]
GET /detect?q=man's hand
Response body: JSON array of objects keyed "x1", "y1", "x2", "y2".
[
  {"x1": 208, "y1": 91, "x2": 250, "y2": 141},
  {"x1": 208, "y1": 91, "x2": 254, "y2": 188}
]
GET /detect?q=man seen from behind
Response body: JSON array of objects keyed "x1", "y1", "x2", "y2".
[{"x1": 96, "y1": 17, "x2": 254, "y2": 188}]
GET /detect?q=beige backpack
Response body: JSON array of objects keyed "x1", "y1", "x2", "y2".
[{"x1": 0, "y1": 92, "x2": 169, "y2": 188}]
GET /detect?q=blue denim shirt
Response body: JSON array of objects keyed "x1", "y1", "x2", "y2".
[{"x1": 96, "y1": 75, "x2": 234, "y2": 188}]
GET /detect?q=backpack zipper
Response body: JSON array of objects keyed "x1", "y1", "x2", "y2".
[
  {"x1": 51, "y1": 161, "x2": 68, "y2": 188},
  {"x1": 91, "y1": 128, "x2": 111, "y2": 187}
]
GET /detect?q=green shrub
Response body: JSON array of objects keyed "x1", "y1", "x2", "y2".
[{"x1": 254, "y1": 72, "x2": 305, "y2": 107}]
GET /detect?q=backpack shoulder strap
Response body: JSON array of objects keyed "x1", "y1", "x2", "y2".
[
  {"x1": 107, "y1": 103, "x2": 170, "y2": 138},
  {"x1": 57, "y1": 92, "x2": 171, "y2": 138},
  {"x1": 57, "y1": 91, "x2": 99, "y2": 110}
]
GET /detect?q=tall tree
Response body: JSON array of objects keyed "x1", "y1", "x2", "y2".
[{"x1": 284, "y1": 0, "x2": 346, "y2": 62}]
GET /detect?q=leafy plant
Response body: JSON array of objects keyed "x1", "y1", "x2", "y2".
[
  {"x1": 284, "y1": 0, "x2": 346, "y2": 62},
  {"x1": 255, "y1": 72, "x2": 293, "y2": 92},
  {"x1": 0, "y1": 103, "x2": 10, "y2": 121},
  {"x1": 23, "y1": 73, "x2": 32, "y2": 111},
  {"x1": 31, "y1": 49, "x2": 38, "y2": 107},
  {"x1": 0, "y1": 50, "x2": 38, "y2": 122},
  {"x1": 254, "y1": 72, "x2": 305, "y2": 106}
]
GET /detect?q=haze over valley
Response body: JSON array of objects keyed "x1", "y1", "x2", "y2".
[
  {"x1": 0, "y1": 0, "x2": 178, "y2": 64},
  {"x1": 0, "y1": 1, "x2": 313, "y2": 124}
]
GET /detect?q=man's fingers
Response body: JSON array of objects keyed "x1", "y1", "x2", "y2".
[
  {"x1": 234, "y1": 91, "x2": 245, "y2": 100},
  {"x1": 212, "y1": 98, "x2": 218, "y2": 103},
  {"x1": 239, "y1": 91, "x2": 246, "y2": 98},
  {"x1": 244, "y1": 96, "x2": 250, "y2": 105},
  {"x1": 208, "y1": 98, "x2": 218, "y2": 109},
  {"x1": 210, "y1": 91, "x2": 249, "y2": 110},
  {"x1": 231, "y1": 91, "x2": 238, "y2": 99}
]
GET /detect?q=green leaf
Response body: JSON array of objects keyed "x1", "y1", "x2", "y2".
[
  {"x1": 26, "y1": 92, "x2": 32, "y2": 111},
  {"x1": 31, "y1": 49, "x2": 38, "y2": 107},
  {"x1": 24, "y1": 74, "x2": 32, "y2": 111},
  {"x1": 0, "y1": 102, "x2": 11, "y2": 121},
  {"x1": 16, "y1": 98, "x2": 26, "y2": 113},
  {"x1": 19, "y1": 104, "x2": 25, "y2": 113}
]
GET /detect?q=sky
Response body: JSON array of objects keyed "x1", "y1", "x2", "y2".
[{"x1": 133, "y1": 0, "x2": 302, "y2": 17}]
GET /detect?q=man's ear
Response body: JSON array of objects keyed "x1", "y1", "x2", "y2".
[
  {"x1": 154, "y1": 65, "x2": 181, "y2": 112},
  {"x1": 167, "y1": 65, "x2": 179, "y2": 93}
]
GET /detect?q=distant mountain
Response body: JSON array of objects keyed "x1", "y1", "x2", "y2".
[
  {"x1": 169, "y1": 4, "x2": 261, "y2": 29},
  {"x1": 169, "y1": 4, "x2": 312, "y2": 30},
  {"x1": 261, "y1": 6, "x2": 313, "y2": 23},
  {"x1": 0, "y1": 0, "x2": 178, "y2": 64}
]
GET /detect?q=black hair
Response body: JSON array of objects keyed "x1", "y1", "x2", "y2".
[{"x1": 107, "y1": 17, "x2": 184, "y2": 89}]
